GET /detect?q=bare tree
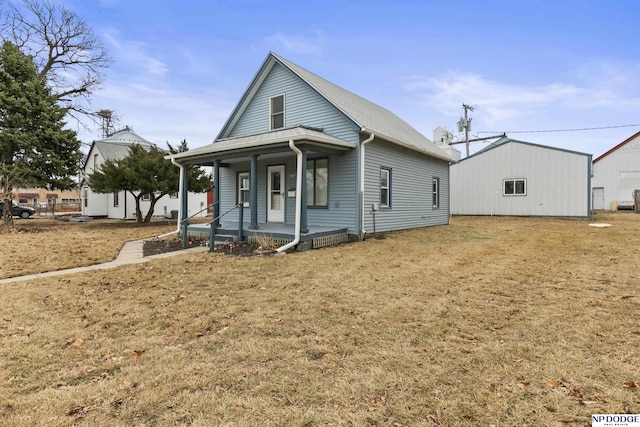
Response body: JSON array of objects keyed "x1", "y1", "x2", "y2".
[{"x1": 0, "y1": 0, "x2": 112, "y2": 118}]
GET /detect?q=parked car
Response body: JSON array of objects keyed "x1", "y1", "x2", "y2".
[{"x1": 0, "y1": 200, "x2": 36, "y2": 218}]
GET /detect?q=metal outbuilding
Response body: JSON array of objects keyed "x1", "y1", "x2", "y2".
[
  {"x1": 591, "y1": 130, "x2": 640, "y2": 211},
  {"x1": 81, "y1": 127, "x2": 209, "y2": 220},
  {"x1": 450, "y1": 137, "x2": 592, "y2": 217}
]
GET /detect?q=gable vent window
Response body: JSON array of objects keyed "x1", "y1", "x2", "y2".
[{"x1": 270, "y1": 94, "x2": 285, "y2": 130}]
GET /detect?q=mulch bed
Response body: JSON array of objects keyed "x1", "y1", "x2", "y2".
[
  {"x1": 143, "y1": 238, "x2": 274, "y2": 257},
  {"x1": 142, "y1": 238, "x2": 203, "y2": 257}
]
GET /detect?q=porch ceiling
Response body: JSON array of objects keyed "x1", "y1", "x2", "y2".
[{"x1": 168, "y1": 126, "x2": 355, "y2": 166}]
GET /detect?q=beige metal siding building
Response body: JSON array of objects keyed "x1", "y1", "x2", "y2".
[
  {"x1": 591, "y1": 131, "x2": 640, "y2": 210},
  {"x1": 451, "y1": 138, "x2": 592, "y2": 217}
]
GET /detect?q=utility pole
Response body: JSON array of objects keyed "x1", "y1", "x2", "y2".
[{"x1": 457, "y1": 103, "x2": 475, "y2": 157}]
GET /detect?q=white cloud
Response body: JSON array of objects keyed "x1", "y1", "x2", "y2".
[
  {"x1": 102, "y1": 28, "x2": 169, "y2": 76},
  {"x1": 405, "y1": 60, "x2": 640, "y2": 128},
  {"x1": 254, "y1": 30, "x2": 326, "y2": 56},
  {"x1": 77, "y1": 78, "x2": 233, "y2": 149},
  {"x1": 391, "y1": 60, "x2": 640, "y2": 158},
  {"x1": 405, "y1": 72, "x2": 587, "y2": 125}
]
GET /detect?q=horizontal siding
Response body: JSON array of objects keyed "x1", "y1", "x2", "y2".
[
  {"x1": 220, "y1": 164, "x2": 252, "y2": 222},
  {"x1": 306, "y1": 150, "x2": 358, "y2": 232},
  {"x1": 451, "y1": 142, "x2": 590, "y2": 217},
  {"x1": 229, "y1": 63, "x2": 358, "y2": 144},
  {"x1": 364, "y1": 138, "x2": 450, "y2": 233},
  {"x1": 218, "y1": 152, "x2": 358, "y2": 232},
  {"x1": 84, "y1": 190, "x2": 108, "y2": 216}
]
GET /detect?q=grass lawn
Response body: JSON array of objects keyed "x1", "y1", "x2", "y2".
[
  {"x1": 0, "y1": 218, "x2": 177, "y2": 279},
  {"x1": 0, "y1": 213, "x2": 639, "y2": 426}
]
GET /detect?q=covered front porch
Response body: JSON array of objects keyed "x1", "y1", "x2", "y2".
[
  {"x1": 170, "y1": 126, "x2": 358, "y2": 252},
  {"x1": 186, "y1": 219, "x2": 349, "y2": 251}
]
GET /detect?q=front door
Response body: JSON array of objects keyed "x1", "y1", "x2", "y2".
[{"x1": 267, "y1": 165, "x2": 285, "y2": 222}]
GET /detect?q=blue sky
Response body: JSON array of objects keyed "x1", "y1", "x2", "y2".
[{"x1": 62, "y1": 0, "x2": 640, "y2": 157}]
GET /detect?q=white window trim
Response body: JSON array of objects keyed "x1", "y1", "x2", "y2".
[
  {"x1": 380, "y1": 167, "x2": 391, "y2": 208},
  {"x1": 238, "y1": 172, "x2": 250, "y2": 207},
  {"x1": 432, "y1": 177, "x2": 440, "y2": 208},
  {"x1": 270, "y1": 94, "x2": 285, "y2": 130},
  {"x1": 503, "y1": 178, "x2": 527, "y2": 196}
]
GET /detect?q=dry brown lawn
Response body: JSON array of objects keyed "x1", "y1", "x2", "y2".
[
  {"x1": 0, "y1": 213, "x2": 639, "y2": 426},
  {"x1": 0, "y1": 218, "x2": 177, "y2": 279}
]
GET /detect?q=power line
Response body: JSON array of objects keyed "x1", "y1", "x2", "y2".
[
  {"x1": 451, "y1": 133, "x2": 506, "y2": 145},
  {"x1": 479, "y1": 123, "x2": 640, "y2": 135}
]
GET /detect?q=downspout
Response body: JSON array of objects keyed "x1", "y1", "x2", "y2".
[
  {"x1": 276, "y1": 140, "x2": 302, "y2": 253},
  {"x1": 359, "y1": 132, "x2": 375, "y2": 239},
  {"x1": 156, "y1": 157, "x2": 184, "y2": 239}
]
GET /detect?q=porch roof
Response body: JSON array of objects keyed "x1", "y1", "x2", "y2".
[{"x1": 168, "y1": 125, "x2": 355, "y2": 164}]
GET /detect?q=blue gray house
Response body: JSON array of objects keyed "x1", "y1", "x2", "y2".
[{"x1": 168, "y1": 52, "x2": 459, "y2": 251}]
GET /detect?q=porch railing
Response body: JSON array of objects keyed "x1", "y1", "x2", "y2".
[{"x1": 181, "y1": 201, "x2": 244, "y2": 251}]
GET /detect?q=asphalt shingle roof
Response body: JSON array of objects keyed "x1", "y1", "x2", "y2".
[
  {"x1": 174, "y1": 53, "x2": 457, "y2": 163},
  {"x1": 271, "y1": 53, "x2": 455, "y2": 162}
]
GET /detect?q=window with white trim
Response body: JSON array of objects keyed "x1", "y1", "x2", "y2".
[
  {"x1": 432, "y1": 177, "x2": 440, "y2": 208},
  {"x1": 142, "y1": 193, "x2": 151, "y2": 201},
  {"x1": 503, "y1": 178, "x2": 526, "y2": 196},
  {"x1": 306, "y1": 158, "x2": 328, "y2": 207},
  {"x1": 380, "y1": 167, "x2": 391, "y2": 208},
  {"x1": 238, "y1": 172, "x2": 250, "y2": 206},
  {"x1": 270, "y1": 94, "x2": 284, "y2": 130},
  {"x1": 113, "y1": 192, "x2": 119, "y2": 207}
]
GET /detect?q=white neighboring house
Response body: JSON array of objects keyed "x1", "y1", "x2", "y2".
[
  {"x1": 82, "y1": 127, "x2": 209, "y2": 220},
  {"x1": 591, "y1": 130, "x2": 640, "y2": 211},
  {"x1": 450, "y1": 137, "x2": 592, "y2": 217}
]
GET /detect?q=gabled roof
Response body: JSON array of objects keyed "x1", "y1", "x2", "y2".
[
  {"x1": 92, "y1": 141, "x2": 134, "y2": 162},
  {"x1": 99, "y1": 127, "x2": 153, "y2": 146},
  {"x1": 593, "y1": 130, "x2": 640, "y2": 163},
  {"x1": 459, "y1": 136, "x2": 591, "y2": 162},
  {"x1": 84, "y1": 128, "x2": 155, "y2": 167},
  {"x1": 215, "y1": 52, "x2": 456, "y2": 162}
]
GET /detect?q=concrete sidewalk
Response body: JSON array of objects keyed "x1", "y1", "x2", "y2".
[{"x1": 0, "y1": 240, "x2": 208, "y2": 285}]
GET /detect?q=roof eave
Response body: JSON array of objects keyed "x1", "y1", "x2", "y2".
[
  {"x1": 359, "y1": 127, "x2": 458, "y2": 163},
  {"x1": 167, "y1": 132, "x2": 355, "y2": 164},
  {"x1": 593, "y1": 130, "x2": 640, "y2": 163}
]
